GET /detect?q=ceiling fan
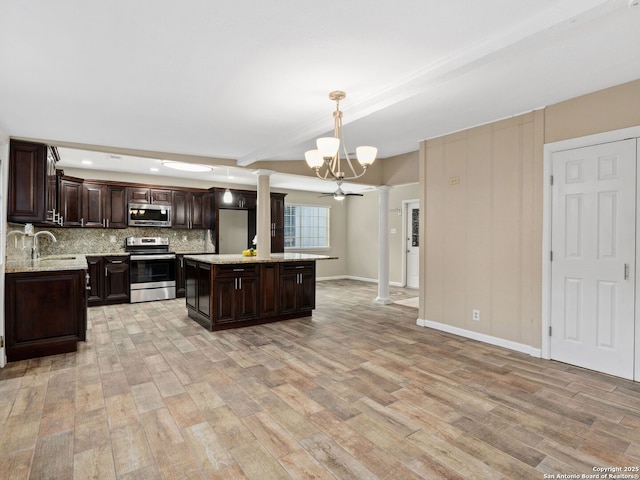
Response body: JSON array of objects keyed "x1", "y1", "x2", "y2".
[{"x1": 319, "y1": 181, "x2": 363, "y2": 201}]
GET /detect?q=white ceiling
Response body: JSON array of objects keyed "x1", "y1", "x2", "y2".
[{"x1": 1, "y1": 0, "x2": 639, "y2": 192}]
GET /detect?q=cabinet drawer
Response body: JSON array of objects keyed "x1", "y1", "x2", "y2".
[
  {"x1": 215, "y1": 264, "x2": 259, "y2": 277},
  {"x1": 282, "y1": 262, "x2": 314, "y2": 273}
]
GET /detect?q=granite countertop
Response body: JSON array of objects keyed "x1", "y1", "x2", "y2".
[
  {"x1": 5, "y1": 254, "x2": 89, "y2": 273},
  {"x1": 183, "y1": 253, "x2": 337, "y2": 264}
]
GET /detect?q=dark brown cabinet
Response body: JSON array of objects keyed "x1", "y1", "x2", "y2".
[
  {"x1": 5, "y1": 269, "x2": 87, "y2": 361},
  {"x1": 270, "y1": 194, "x2": 286, "y2": 253},
  {"x1": 212, "y1": 265, "x2": 259, "y2": 324},
  {"x1": 59, "y1": 176, "x2": 84, "y2": 227},
  {"x1": 280, "y1": 262, "x2": 315, "y2": 314},
  {"x1": 260, "y1": 263, "x2": 280, "y2": 317},
  {"x1": 7, "y1": 140, "x2": 48, "y2": 223},
  {"x1": 86, "y1": 255, "x2": 130, "y2": 306},
  {"x1": 185, "y1": 259, "x2": 316, "y2": 331},
  {"x1": 128, "y1": 187, "x2": 172, "y2": 205},
  {"x1": 83, "y1": 182, "x2": 128, "y2": 228},
  {"x1": 185, "y1": 259, "x2": 210, "y2": 320},
  {"x1": 176, "y1": 252, "x2": 208, "y2": 298},
  {"x1": 172, "y1": 191, "x2": 207, "y2": 229}
]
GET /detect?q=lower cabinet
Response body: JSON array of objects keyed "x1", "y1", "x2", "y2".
[
  {"x1": 213, "y1": 265, "x2": 259, "y2": 324},
  {"x1": 86, "y1": 255, "x2": 130, "y2": 306},
  {"x1": 280, "y1": 262, "x2": 316, "y2": 314},
  {"x1": 176, "y1": 253, "x2": 209, "y2": 298},
  {"x1": 185, "y1": 260, "x2": 316, "y2": 331},
  {"x1": 5, "y1": 269, "x2": 87, "y2": 361}
]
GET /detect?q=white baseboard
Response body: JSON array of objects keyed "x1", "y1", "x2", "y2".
[
  {"x1": 316, "y1": 275, "x2": 404, "y2": 287},
  {"x1": 416, "y1": 318, "x2": 542, "y2": 358}
]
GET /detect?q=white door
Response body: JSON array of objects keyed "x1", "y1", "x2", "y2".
[
  {"x1": 406, "y1": 201, "x2": 419, "y2": 289},
  {"x1": 550, "y1": 139, "x2": 636, "y2": 379}
]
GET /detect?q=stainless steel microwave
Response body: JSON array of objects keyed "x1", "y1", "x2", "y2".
[{"x1": 128, "y1": 203, "x2": 172, "y2": 227}]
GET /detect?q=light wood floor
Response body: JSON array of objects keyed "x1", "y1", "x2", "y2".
[{"x1": 1, "y1": 280, "x2": 639, "y2": 479}]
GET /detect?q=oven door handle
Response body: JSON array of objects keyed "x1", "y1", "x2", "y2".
[{"x1": 130, "y1": 254, "x2": 176, "y2": 261}]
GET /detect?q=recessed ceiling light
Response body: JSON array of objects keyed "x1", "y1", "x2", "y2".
[
  {"x1": 81, "y1": 160, "x2": 93, "y2": 165},
  {"x1": 150, "y1": 167, "x2": 159, "y2": 172},
  {"x1": 161, "y1": 161, "x2": 213, "y2": 172}
]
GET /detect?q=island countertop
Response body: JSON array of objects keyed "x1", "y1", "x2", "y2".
[{"x1": 183, "y1": 252, "x2": 337, "y2": 264}]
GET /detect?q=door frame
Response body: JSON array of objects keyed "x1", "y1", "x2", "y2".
[
  {"x1": 542, "y1": 125, "x2": 640, "y2": 381},
  {"x1": 403, "y1": 199, "x2": 420, "y2": 289}
]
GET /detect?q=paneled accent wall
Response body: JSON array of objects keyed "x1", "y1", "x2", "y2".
[{"x1": 422, "y1": 111, "x2": 544, "y2": 348}]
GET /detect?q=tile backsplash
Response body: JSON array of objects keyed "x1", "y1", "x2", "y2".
[{"x1": 6, "y1": 224, "x2": 214, "y2": 261}]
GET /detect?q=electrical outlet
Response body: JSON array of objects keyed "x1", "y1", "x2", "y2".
[{"x1": 472, "y1": 309, "x2": 480, "y2": 321}]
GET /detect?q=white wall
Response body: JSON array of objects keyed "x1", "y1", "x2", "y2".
[{"x1": 346, "y1": 184, "x2": 420, "y2": 285}]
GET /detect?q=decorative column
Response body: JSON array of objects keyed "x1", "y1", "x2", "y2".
[
  {"x1": 374, "y1": 185, "x2": 393, "y2": 304},
  {"x1": 253, "y1": 169, "x2": 274, "y2": 259}
]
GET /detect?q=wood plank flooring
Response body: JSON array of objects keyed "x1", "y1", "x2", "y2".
[{"x1": 1, "y1": 279, "x2": 639, "y2": 479}]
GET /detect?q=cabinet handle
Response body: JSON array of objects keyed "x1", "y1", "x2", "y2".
[
  {"x1": 239, "y1": 278, "x2": 242, "y2": 289},
  {"x1": 85, "y1": 273, "x2": 91, "y2": 290},
  {"x1": 81, "y1": 218, "x2": 84, "y2": 227},
  {"x1": 110, "y1": 260, "x2": 123, "y2": 264},
  {"x1": 106, "y1": 219, "x2": 109, "y2": 228},
  {"x1": 233, "y1": 268, "x2": 244, "y2": 272},
  {"x1": 180, "y1": 257, "x2": 184, "y2": 268},
  {"x1": 105, "y1": 267, "x2": 108, "y2": 277}
]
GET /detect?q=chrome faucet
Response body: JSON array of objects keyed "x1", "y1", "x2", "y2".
[{"x1": 32, "y1": 230, "x2": 57, "y2": 259}]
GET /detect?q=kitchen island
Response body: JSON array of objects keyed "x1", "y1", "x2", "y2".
[{"x1": 183, "y1": 253, "x2": 335, "y2": 331}]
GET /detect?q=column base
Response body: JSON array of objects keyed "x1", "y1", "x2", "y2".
[{"x1": 373, "y1": 296, "x2": 394, "y2": 305}]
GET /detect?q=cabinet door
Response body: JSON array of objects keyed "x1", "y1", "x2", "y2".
[
  {"x1": 190, "y1": 192, "x2": 207, "y2": 229},
  {"x1": 83, "y1": 183, "x2": 106, "y2": 228},
  {"x1": 260, "y1": 263, "x2": 279, "y2": 316},
  {"x1": 196, "y1": 262, "x2": 211, "y2": 319},
  {"x1": 8, "y1": 140, "x2": 48, "y2": 223},
  {"x1": 279, "y1": 272, "x2": 298, "y2": 314},
  {"x1": 185, "y1": 259, "x2": 198, "y2": 310},
  {"x1": 151, "y1": 189, "x2": 172, "y2": 205},
  {"x1": 270, "y1": 194, "x2": 285, "y2": 253},
  {"x1": 105, "y1": 185, "x2": 127, "y2": 228},
  {"x1": 5, "y1": 270, "x2": 85, "y2": 361},
  {"x1": 86, "y1": 256, "x2": 104, "y2": 305},
  {"x1": 128, "y1": 187, "x2": 150, "y2": 203},
  {"x1": 236, "y1": 275, "x2": 259, "y2": 321},
  {"x1": 214, "y1": 277, "x2": 237, "y2": 323},
  {"x1": 59, "y1": 178, "x2": 84, "y2": 227},
  {"x1": 176, "y1": 255, "x2": 186, "y2": 298},
  {"x1": 299, "y1": 270, "x2": 316, "y2": 311},
  {"x1": 104, "y1": 257, "x2": 130, "y2": 303},
  {"x1": 172, "y1": 191, "x2": 189, "y2": 229}
]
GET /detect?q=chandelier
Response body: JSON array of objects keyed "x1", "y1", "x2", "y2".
[{"x1": 304, "y1": 91, "x2": 377, "y2": 181}]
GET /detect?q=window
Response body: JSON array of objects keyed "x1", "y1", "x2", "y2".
[{"x1": 284, "y1": 204, "x2": 330, "y2": 249}]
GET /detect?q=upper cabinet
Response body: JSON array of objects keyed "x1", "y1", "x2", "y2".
[
  {"x1": 7, "y1": 140, "x2": 48, "y2": 224},
  {"x1": 128, "y1": 187, "x2": 172, "y2": 205},
  {"x1": 83, "y1": 182, "x2": 128, "y2": 228},
  {"x1": 58, "y1": 175, "x2": 84, "y2": 227},
  {"x1": 172, "y1": 190, "x2": 208, "y2": 229}
]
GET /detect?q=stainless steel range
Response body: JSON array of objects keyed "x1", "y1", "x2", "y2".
[{"x1": 126, "y1": 237, "x2": 176, "y2": 303}]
